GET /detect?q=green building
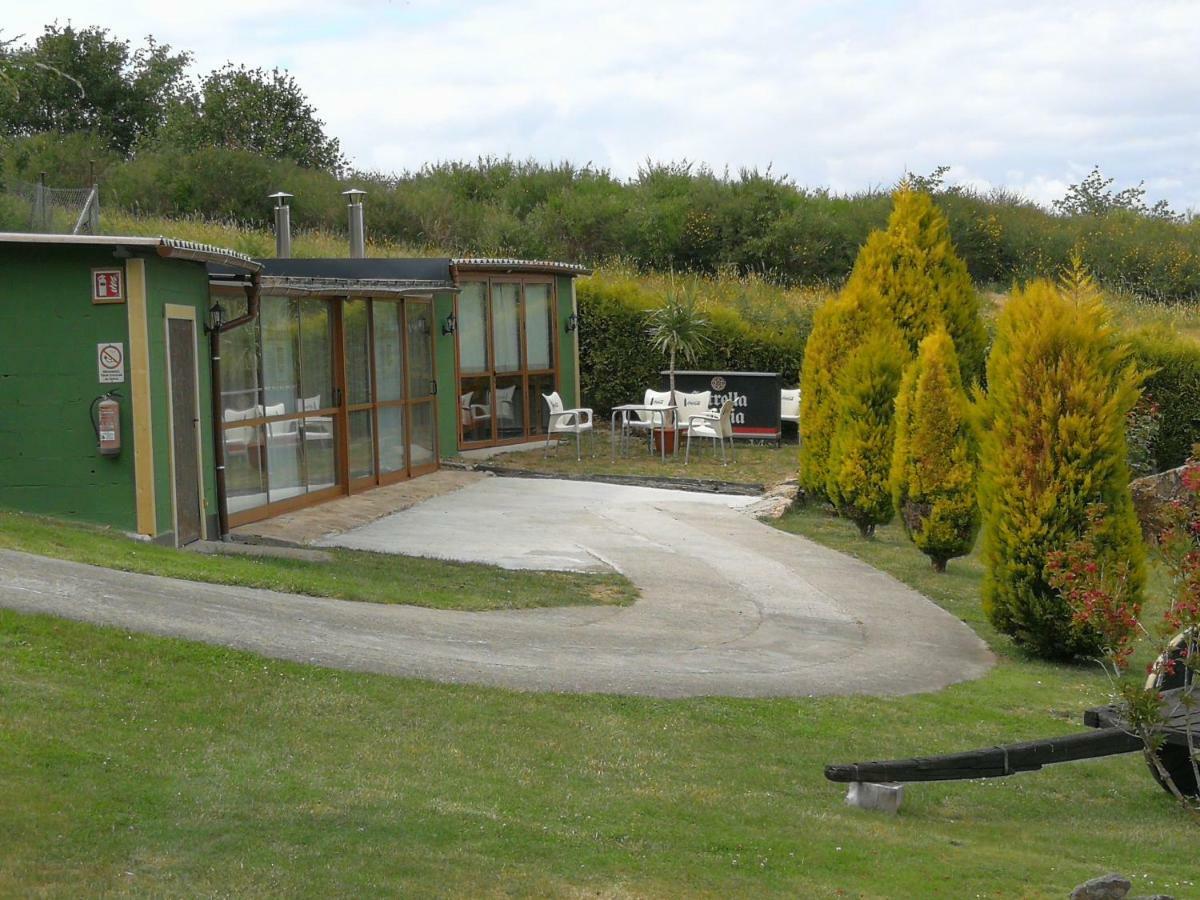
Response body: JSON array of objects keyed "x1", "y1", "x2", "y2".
[{"x1": 0, "y1": 233, "x2": 588, "y2": 543}]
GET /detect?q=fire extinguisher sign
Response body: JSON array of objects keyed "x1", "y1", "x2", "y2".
[
  {"x1": 97, "y1": 342, "x2": 125, "y2": 384},
  {"x1": 91, "y1": 268, "x2": 125, "y2": 304}
]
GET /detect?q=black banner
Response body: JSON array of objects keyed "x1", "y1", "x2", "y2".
[{"x1": 660, "y1": 370, "x2": 781, "y2": 440}]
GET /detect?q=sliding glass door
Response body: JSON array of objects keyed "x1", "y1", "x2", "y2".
[
  {"x1": 343, "y1": 296, "x2": 438, "y2": 492},
  {"x1": 456, "y1": 277, "x2": 557, "y2": 448}
]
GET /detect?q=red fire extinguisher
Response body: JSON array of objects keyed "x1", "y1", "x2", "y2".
[{"x1": 91, "y1": 391, "x2": 122, "y2": 458}]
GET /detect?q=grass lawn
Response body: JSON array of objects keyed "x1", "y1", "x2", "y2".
[
  {"x1": 493, "y1": 424, "x2": 801, "y2": 487},
  {"x1": 0, "y1": 509, "x2": 636, "y2": 612},
  {"x1": 2, "y1": 509, "x2": 1197, "y2": 897}
]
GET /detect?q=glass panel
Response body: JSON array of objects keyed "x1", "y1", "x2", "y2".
[
  {"x1": 349, "y1": 409, "x2": 375, "y2": 480},
  {"x1": 345, "y1": 298, "x2": 373, "y2": 405},
  {"x1": 525, "y1": 283, "x2": 553, "y2": 371},
  {"x1": 459, "y1": 375, "x2": 492, "y2": 443},
  {"x1": 266, "y1": 417, "x2": 304, "y2": 503},
  {"x1": 495, "y1": 373, "x2": 525, "y2": 439},
  {"x1": 528, "y1": 373, "x2": 556, "y2": 435},
  {"x1": 302, "y1": 415, "x2": 338, "y2": 492},
  {"x1": 378, "y1": 405, "x2": 406, "y2": 474},
  {"x1": 299, "y1": 298, "x2": 333, "y2": 412},
  {"x1": 373, "y1": 301, "x2": 404, "y2": 403},
  {"x1": 458, "y1": 282, "x2": 488, "y2": 374},
  {"x1": 224, "y1": 423, "x2": 267, "y2": 513},
  {"x1": 219, "y1": 293, "x2": 261, "y2": 416},
  {"x1": 406, "y1": 300, "x2": 434, "y2": 400},
  {"x1": 261, "y1": 295, "x2": 301, "y2": 415},
  {"x1": 492, "y1": 283, "x2": 521, "y2": 373},
  {"x1": 410, "y1": 402, "x2": 436, "y2": 468}
]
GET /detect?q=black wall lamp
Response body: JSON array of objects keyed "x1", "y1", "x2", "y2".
[
  {"x1": 565, "y1": 313, "x2": 579, "y2": 333},
  {"x1": 206, "y1": 299, "x2": 226, "y2": 333},
  {"x1": 442, "y1": 312, "x2": 457, "y2": 336}
]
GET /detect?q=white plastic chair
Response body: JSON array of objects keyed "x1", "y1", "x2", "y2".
[
  {"x1": 625, "y1": 389, "x2": 675, "y2": 452},
  {"x1": 673, "y1": 390, "x2": 711, "y2": 440},
  {"x1": 685, "y1": 398, "x2": 736, "y2": 465},
  {"x1": 781, "y1": 387, "x2": 800, "y2": 445},
  {"x1": 543, "y1": 392, "x2": 594, "y2": 460}
]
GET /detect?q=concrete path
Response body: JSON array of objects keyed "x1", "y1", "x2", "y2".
[{"x1": 0, "y1": 479, "x2": 992, "y2": 698}]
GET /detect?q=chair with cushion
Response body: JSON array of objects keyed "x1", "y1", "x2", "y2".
[
  {"x1": 685, "y1": 398, "x2": 736, "y2": 465},
  {"x1": 542, "y1": 392, "x2": 594, "y2": 460}
]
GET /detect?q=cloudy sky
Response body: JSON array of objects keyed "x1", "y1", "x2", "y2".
[{"x1": 4, "y1": 0, "x2": 1198, "y2": 211}]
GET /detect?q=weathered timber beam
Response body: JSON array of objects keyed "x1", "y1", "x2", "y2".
[{"x1": 824, "y1": 727, "x2": 1144, "y2": 784}]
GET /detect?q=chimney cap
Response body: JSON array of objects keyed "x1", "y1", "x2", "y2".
[
  {"x1": 341, "y1": 188, "x2": 367, "y2": 201},
  {"x1": 269, "y1": 191, "x2": 293, "y2": 203}
]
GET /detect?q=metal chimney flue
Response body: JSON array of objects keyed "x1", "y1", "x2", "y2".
[
  {"x1": 343, "y1": 188, "x2": 367, "y2": 258},
  {"x1": 269, "y1": 191, "x2": 293, "y2": 258}
]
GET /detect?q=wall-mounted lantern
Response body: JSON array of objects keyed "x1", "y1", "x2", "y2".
[
  {"x1": 565, "y1": 313, "x2": 579, "y2": 333},
  {"x1": 206, "y1": 299, "x2": 226, "y2": 334},
  {"x1": 442, "y1": 312, "x2": 457, "y2": 336}
]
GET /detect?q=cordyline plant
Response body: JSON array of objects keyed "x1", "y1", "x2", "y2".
[
  {"x1": 1046, "y1": 465, "x2": 1200, "y2": 811},
  {"x1": 646, "y1": 282, "x2": 709, "y2": 396}
]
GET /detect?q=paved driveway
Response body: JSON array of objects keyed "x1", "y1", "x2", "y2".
[{"x1": 0, "y1": 478, "x2": 991, "y2": 698}]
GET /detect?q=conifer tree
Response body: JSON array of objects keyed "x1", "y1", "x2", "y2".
[
  {"x1": 890, "y1": 327, "x2": 979, "y2": 572},
  {"x1": 843, "y1": 189, "x2": 987, "y2": 385},
  {"x1": 825, "y1": 322, "x2": 907, "y2": 536},
  {"x1": 976, "y1": 274, "x2": 1144, "y2": 659},
  {"x1": 798, "y1": 284, "x2": 882, "y2": 498}
]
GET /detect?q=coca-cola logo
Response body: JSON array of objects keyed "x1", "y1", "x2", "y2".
[{"x1": 710, "y1": 375, "x2": 727, "y2": 392}]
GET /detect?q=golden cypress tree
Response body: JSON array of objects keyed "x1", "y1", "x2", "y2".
[
  {"x1": 843, "y1": 189, "x2": 987, "y2": 385},
  {"x1": 976, "y1": 276, "x2": 1144, "y2": 659},
  {"x1": 798, "y1": 283, "x2": 882, "y2": 497},
  {"x1": 890, "y1": 327, "x2": 979, "y2": 572},
  {"x1": 825, "y1": 321, "x2": 907, "y2": 536}
]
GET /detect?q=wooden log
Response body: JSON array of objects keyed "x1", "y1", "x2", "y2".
[{"x1": 824, "y1": 727, "x2": 1143, "y2": 784}]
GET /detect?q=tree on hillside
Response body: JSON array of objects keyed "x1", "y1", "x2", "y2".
[
  {"x1": 841, "y1": 189, "x2": 987, "y2": 385},
  {"x1": 159, "y1": 64, "x2": 345, "y2": 173},
  {"x1": 1053, "y1": 165, "x2": 1178, "y2": 221},
  {"x1": 976, "y1": 269, "x2": 1144, "y2": 660},
  {"x1": 0, "y1": 24, "x2": 190, "y2": 155},
  {"x1": 890, "y1": 327, "x2": 978, "y2": 572}
]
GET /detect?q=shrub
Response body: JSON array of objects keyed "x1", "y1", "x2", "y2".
[
  {"x1": 1127, "y1": 328, "x2": 1200, "y2": 473},
  {"x1": 825, "y1": 322, "x2": 907, "y2": 536},
  {"x1": 890, "y1": 328, "x2": 979, "y2": 571},
  {"x1": 842, "y1": 189, "x2": 988, "y2": 384},
  {"x1": 798, "y1": 283, "x2": 882, "y2": 497},
  {"x1": 976, "y1": 277, "x2": 1145, "y2": 659}
]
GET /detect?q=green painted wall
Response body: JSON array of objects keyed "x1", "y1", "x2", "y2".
[
  {"x1": 433, "y1": 290, "x2": 458, "y2": 457},
  {"x1": 144, "y1": 256, "x2": 217, "y2": 535},
  {"x1": 556, "y1": 275, "x2": 579, "y2": 409},
  {"x1": 0, "y1": 244, "x2": 215, "y2": 536}
]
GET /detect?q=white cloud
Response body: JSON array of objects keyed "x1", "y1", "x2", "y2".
[{"x1": 2, "y1": 0, "x2": 1197, "y2": 210}]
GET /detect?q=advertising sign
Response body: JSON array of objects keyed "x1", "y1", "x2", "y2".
[{"x1": 661, "y1": 370, "x2": 781, "y2": 440}]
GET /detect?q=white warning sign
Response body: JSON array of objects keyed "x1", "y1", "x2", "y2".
[{"x1": 97, "y1": 342, "x2": 125, "y2": 384}]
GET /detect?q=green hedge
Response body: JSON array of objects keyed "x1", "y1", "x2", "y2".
[
  {"x1": 1129, "y1": 330, "x2": 1200, "y2": 471},
  {"x1": 577, "y1": 275, "x2": 811, "y2": 416}
]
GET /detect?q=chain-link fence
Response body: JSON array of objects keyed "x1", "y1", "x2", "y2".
[{"x1": 2, "y1": 179, "x2": 100, "y2": 233}]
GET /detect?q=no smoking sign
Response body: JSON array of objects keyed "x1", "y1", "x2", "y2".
[{"x1": 97, "y1": 342, "x2": 126, "y2": 384}]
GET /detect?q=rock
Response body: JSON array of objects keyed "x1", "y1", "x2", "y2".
[
  {"x1": 844, "y1": 781, "x2": 903, "y2": 814},
  {"x1": 1130, "y1": 466, "x2": 1197, "y2": 541},
  {"x1": 1070, "y1": 873, "x2": 1132, "y2": 900}
]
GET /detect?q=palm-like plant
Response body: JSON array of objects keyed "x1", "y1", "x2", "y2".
[{"x1": 646, "y1": 287, "x2": 710, "y2": 396}]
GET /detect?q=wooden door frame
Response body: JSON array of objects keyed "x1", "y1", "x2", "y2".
[
  {"x1": 454, "y1": 275, "x2": 557, "y2": 450},
  {"x1": 163, "y1": 303, "x2": 207, "y2": 546}
]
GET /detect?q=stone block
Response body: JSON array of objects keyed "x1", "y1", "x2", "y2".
[{"x1": 844, "y1": 781, "x2": 903, "y2": 813}]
